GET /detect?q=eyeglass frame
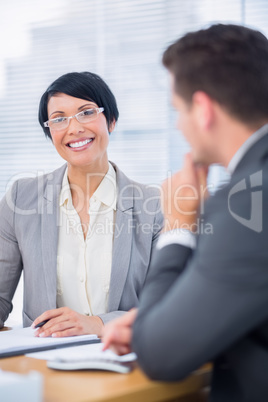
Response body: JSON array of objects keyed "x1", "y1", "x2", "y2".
[{"x1": 43, "y1": 107, "x2": 105, "y2": 130}]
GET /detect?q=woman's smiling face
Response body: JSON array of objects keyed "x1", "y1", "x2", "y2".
[{"x1": 47, "y1": 93, "x2": 115, "y2": 171}]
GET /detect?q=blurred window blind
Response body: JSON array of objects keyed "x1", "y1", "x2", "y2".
[
  {"x1": 2, "y1": 0, "x2": 268, "y2": 326},
  {"x1": 0, "y1": 0, "x2": 268, "y2": 197}
]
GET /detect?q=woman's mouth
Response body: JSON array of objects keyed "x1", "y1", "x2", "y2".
[{"x1": 67, "y1": 138, "x2": 94, "y2": 149}]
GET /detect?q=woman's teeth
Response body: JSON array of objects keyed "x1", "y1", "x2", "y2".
[{"x1": 68, "y1": 139, "x2": 93, "y2": 148}]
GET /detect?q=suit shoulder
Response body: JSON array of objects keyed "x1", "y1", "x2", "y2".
[
  {"x1": 4, "y1": 164, "x2": 66, "y2": 209},
  {"x1": 131, "y1": 179, "x2": 161, "y2": 198}
]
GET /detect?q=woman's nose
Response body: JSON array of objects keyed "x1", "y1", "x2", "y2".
[{"x1": 67, "y1": 116, "x2": 85, "y2": 134}]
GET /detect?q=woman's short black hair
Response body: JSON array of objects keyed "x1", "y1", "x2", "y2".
[{"x1": 38, "y1": 71, "x2": 119, "y2": 140}]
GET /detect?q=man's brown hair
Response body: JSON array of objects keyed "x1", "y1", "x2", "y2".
[{"x1": 163, "y1": 24, "x2": 268, "y2": 126}]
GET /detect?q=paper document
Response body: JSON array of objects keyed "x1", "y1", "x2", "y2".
[
  {"x1": 27, "y1": 343, "x2": 137, "y2": 374},
  {"x1": 0, "y1": 327, "x2": 99, "y2": 358},
  {"x1": 27, "y1": 342, "x2": 136, "y2": 362}
]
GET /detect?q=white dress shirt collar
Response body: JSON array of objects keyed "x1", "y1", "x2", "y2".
[
  {"x1": 93, "y1": 163, "x2": 117, "y2": 211},
  {"x1": 227, "y1": 123, "x2": 268, "y2": 175}
]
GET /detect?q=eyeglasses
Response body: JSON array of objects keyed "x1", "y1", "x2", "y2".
[{"x1": 44, "y1": 107, "x2": 104, "y2": 131}]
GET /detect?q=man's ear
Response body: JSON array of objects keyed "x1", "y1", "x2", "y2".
[
  {"x1": 192, "y1": 91, "x2": 215, "y2": 130},
  {"x1": 108, "y1": 120, "x2": 116, "y2": 134}
]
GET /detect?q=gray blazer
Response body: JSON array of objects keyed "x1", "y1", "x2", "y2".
[
  {"x1": 0, "y1": 162, "x2": 163, "y2": 328},
  {"x1": 133, "y1": 133, "x2": 268, "y2": 402}
]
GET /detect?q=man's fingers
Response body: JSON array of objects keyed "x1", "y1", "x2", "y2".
[
  {"x1": 103, "y1": 326, "x2": 132, "y2": 350},
  {"x1": 109, "y1": 344, "x2": 132, "y2": 356},
  {"x1": 102, "y1": 312, "x2": 137, "y2": 352},
  {"x1": 123, "y1": 308, "x2": 138, "y2": 324},
  {"x1": 103, "y1": 327, "x2": 132, "y2": 355}
]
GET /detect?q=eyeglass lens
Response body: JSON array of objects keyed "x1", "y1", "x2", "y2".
[{"x1": 48, "y1": 108, "x2": 99, "y2": 130}]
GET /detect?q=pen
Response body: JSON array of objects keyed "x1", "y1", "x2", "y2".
[{"x1": 34, "y1": 319, "x2": 49, "y2": 329}]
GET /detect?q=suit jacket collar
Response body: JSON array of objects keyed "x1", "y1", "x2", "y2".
[
  {"x1": 43, "y1": 162, "x2": 134, "y2": 211},
  {"x1": 110, "y1": 161, "x2": 134, "y2": 212},
  {"x1": 43, "y1": 164, "x2": 67, "y2": 202},
  {"x1": 108, "y1": 161, "x2": 134, "y2": 311},
  {"x1": 232, "y1": 129, "x2": 268, "y2": 178}
]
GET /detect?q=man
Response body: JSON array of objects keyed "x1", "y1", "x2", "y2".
[{"x1": 102, "y1": 24, "x2": 268, "y2": 401}]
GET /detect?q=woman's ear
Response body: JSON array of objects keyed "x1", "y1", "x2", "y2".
[{"x1": 108, "y1": 120, "x2": 116, "y2": 134}]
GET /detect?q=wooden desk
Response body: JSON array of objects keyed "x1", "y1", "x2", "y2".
[
  {"x1": 0, "y1": 355, "x2": 210, "y2": 402},
  {"x1": 0, "y1": 327, "x2": 211, "y2": 401}
]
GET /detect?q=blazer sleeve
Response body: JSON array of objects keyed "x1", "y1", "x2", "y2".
[
  {"x1": 132, "y1": 202, "x2": 268, "y2": 381},
  {"x1": 0, "y1": 182, "x2": 23, "y2": 327}
]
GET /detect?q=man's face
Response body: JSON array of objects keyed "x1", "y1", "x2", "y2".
[{"x1": 170, "y1": 75, "x2": 212, "y2": 165}]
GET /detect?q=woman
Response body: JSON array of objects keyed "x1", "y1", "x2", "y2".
[{"x1": 0, "y1": 72, "x2": 163, "y2": 337}]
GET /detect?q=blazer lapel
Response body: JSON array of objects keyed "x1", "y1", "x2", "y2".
[
  {"x1": 108, "y1": 163, "x2": 134, "y2": 312},
  {"x1": 41, "y1": 164, "x2": 66, "y2": 309}
]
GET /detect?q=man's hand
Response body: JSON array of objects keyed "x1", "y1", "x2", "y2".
[
  {"x1": 32, "y1": 307, "x2": 104, "y2": 337},
  {"x1": 102, "y1": 308, "x2": 137, "y2": 355},
  {"x1": 162, "y1": 153, "x2": 208, "y2": 232}
]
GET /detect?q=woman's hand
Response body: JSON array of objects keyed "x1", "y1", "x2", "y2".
[
  {"x1": 32, "y1": 307, "x2": 104, "y2": 337},
  {"x1": 102, "y1": 308, "x2": 137, "y2": 355}
]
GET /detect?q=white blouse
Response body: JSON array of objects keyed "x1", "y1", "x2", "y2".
[{"x1": 56, "y1": 163, "x2": 117, "y2": 316}]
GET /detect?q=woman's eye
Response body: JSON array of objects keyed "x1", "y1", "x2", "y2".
[
  {"x1": 82, "y1": 109, "x2": 94, "y2": 116},
  {"x1": 53, "y1": 117, "x2": 66, "y2": 123}
]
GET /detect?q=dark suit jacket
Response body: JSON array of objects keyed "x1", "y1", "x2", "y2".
[{"x1": 133, "y1": 133, "x2": 268, "y2": 402}]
